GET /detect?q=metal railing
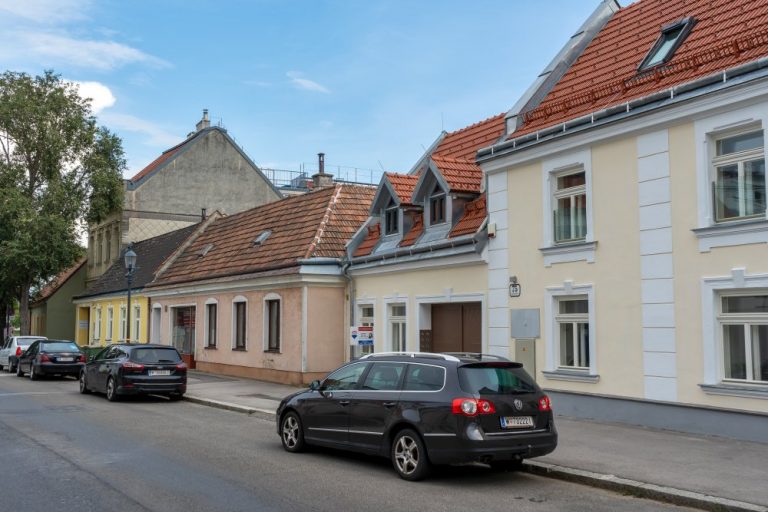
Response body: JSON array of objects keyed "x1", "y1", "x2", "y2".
[{"x1": 260, "y1": 165, "x2": 383, "y2": 189}]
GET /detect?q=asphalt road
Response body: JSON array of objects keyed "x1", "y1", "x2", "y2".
[{"x1": 0, "y1": 372, "x2": 695, "y2": 512}]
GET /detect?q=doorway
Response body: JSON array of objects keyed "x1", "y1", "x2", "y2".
[
  {"x1": 430, "y1": 302, "x2": 482, "y2": 353},
  {"x1": 171, "y1": 306, "x2": 196, "y2": 369}
]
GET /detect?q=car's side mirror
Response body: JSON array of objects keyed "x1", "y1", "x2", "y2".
[{"x1": 309, "y1": 380, "x2": 321, "y2": 391}]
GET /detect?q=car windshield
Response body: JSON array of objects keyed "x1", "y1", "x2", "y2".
[
  {"x1": 130, "y1": 348, "x2": 182, "y2": 364},
  {"x1": 458, "y1": 364, "x2": 537, "y2": 395},
  {"x1": 41, "y1": 342, "x2": 80, "y2": 352}
]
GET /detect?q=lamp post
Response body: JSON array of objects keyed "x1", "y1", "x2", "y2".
[{"x1": 124, "y1": 244, "x2": 137, "y2": 342}]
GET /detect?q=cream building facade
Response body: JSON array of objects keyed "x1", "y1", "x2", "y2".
[{"x1": 477, "y1": 0, "x2": 768, "y2": 441}]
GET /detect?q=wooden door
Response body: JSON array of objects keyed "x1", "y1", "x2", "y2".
[
  {"x1": 462, "y1": 302, "x2": 482, "y2": 353},
  {"x1": 431, "y1": 304, "x2": 463, "y2": 353}
]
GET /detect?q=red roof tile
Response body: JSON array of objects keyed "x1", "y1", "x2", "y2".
[
  {"x1": 450, "y1": 194, "x2": 486, "y2": 237},
  {"x1": 152, "y1": 184, "x2": 375, "y2": 285},
  {"x1": 513, "y1": 0, "x2": 768, "y2": 138},
  {"x1": 431, "y1": 155, "x2": 483, "y2": 194},
  {"x1": 385, "y1": 173, "x2": 419, "y2": 204},
  {"x1": 400, "y1": 216, "x2": 424, "y2": 247},
  {"x1": 129, "y1": 143, "x2": 187, "y2": 183},
  {"x1": 434, "y1": 113, "x2": 506, "y2": 161},
  {"x1": 352, "y1": 223, "x2": 380, "y2": 257},
  {"x1": 32, "y1": 258, "x2": 86, "y2": 305}
]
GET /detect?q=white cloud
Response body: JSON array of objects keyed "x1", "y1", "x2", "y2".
[
  {"x1": 244, "y1": 80, "x2": 272, "y2": 87},
  {"x1": 99, "y1": 112, "x2": 183, "y2": 148},
  {"x1": 0, "y1": 0, "x2": 91, "y2": 24},
  {"x1": 14, "y1": 31, "x2": 169, "y2": 71},
  {"x1": 72, "y1": 81, "x2": 115, "y2": 113},
  {"x1": 287, "y1": 71, "x2": 330, "y2": 94}
]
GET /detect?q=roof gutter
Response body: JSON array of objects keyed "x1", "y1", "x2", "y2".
[
  {"x1": 349, "y1": 234, "x2": 479, "y2": 265},
  {"x1": 479, "y1": 57, "x2": 768, "y2": 162}
]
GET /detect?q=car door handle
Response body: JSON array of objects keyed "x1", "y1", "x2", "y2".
[
  {"x1": 383, "y1": 402, "x2": 397, "y2": 408},
  {"x1": 339, "y1": 400, "x2": 350, "y2": 406}
]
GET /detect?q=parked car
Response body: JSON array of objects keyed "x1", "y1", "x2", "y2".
[
  {"x1": 15, "y1": 340, "x2": 84, "y2": 379},
  {"x1": 276, "y1": 352, "x2": 557, "y2": 481},
  {"x1": 0, "y1": 336, "x2": 47, "y2": 373},
  {"x1": 79, "y1": 343, "x2": 187, "y2": 402}
]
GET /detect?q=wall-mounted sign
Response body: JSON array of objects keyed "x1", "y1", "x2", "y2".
[
  {"x1": 351, "y1": 325, "x2": 374, "y2": 346},
  {"x1": 509, "y1": 276, "x2": 522, "y2": 298}
]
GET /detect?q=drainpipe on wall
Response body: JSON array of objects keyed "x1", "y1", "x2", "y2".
[{"x1": 341, "y1": 256, "x2": 355, "y2": 361}]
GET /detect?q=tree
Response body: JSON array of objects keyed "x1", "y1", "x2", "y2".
[{"x1": 0, "y1": 70, "x2": 125, "y2": 335}]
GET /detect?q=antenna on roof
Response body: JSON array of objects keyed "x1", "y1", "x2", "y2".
[
  {"x1": 377, "y1": 160, "x2": 385, "y2": 172},
  {"x1": 441, "y1": 112, "x2": 444, "y2": 131}
]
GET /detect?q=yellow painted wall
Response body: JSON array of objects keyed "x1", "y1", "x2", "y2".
[
  {"x1": 353, "y1": 262, "x2": 487, "y2": 354},
  {"x1": 75, "y1": 295, "x2": 150, "y2": 346}
]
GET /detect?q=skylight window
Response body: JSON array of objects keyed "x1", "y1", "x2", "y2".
[
  {"x1": 253, "y1": 230, "x2": 272, "y2": 246},
  {"x1": 199, "y1": 243, "x2": 214, "y2": 257},
  {"x1": 639, "y1": 17, "x2": 695, "y2": 71}
]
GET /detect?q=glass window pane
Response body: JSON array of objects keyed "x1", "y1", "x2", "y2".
[
  {"x1": 745, "y1": 159, "x2": 766, "y2": 217},
  {"x1": 559, "y1": 299, "x2": 588, "y2": 314},
  {"x1": 645, "y1": 25, "x2": 684, "y2": 67},
  {"x1": 391, "y1": 305, "x2": 406, "y2": 317},
  {"x1": 559, "y1": 322, "x2": 574, "y2": 367},
  {"x1": 361, "y1": 306, "x2": 374, "y2": 318},
  {"x1": 403, "y1": 365, "x2": 445, "y2": 391},
  {"x1": 362, "y1": 363, "x2": 405, "y2": 391},
  {"x1": 715, "y1": 164, "x2": 740, "y2": 221},
  {"x1": 751, "y1": 325, "x2": 768, "y2": 382},
  {"x1": 557, "y1": 172, "x2": 585, "y2": 190},
  {"x1": 578, "y1": 322, "x2": 590, "y2": 368},
  {"x1": 723, "y1": 325, "x2": 747, "y2": 380},
  {"x1": 324, "y1": 363, "x2": 368, "y2": 391},
  {"x1": 722, "y1": 295, "x2": 768, "y2": 314},
  {"x1": 716, "y1": 131, "x2": 764, "y2": 156}
]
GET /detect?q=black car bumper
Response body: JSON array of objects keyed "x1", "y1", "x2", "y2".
[
  {"x1": 424, "y1": 426, "x2": 558, "y2": 465},
  {"x1": 37, "y1": 363, "x2": 83, "y2": 376},
  {"x1": 117, "y1": 382, "x2": 187, "y2": 395}
]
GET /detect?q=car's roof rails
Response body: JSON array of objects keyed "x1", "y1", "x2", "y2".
[
  {"x1": 442, "y1": 352, "x2": 511, "y2": 362},
  {"x1": 360, "y1": 351, "x2": 461, "y2": 362}
]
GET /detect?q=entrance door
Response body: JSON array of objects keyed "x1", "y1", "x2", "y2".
[
  {"x1": 431, "y1": 302, "x2": 482, "y2": 353},
  {"x1": 172, "y1": 306, "x2": 196, "y2": 369}
]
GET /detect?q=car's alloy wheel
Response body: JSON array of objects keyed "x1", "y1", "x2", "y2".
[
  {"x1": 392, "y1": 429, "x2": 431, "y2": 481},
  {"x1": 280, "y1": 412, "x2": 305, "y2": 452},
  {"x1": 29, "y1": 365, "x2": 37, "y2": 381},
  {"x1": 15, "y1": 363, "x2": 23, "y2": 377},
  {"x1": 79, "y1": 373, "x2": 90, "y2": 394},
  {"x1": 106, "y1": 377, "x2": 119, "y2": 402}
]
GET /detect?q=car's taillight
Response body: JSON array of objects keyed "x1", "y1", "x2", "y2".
[
  {"x1": 39, "y1": 353, "x2": 51, "y2": 363},
  {"x1": 452, "y1": 398, "x2": 496, "y2": 417},
  {"x1": 15, "y1": 347, "x2": 22, "y2": 357},
  {"x1": 175, "y1": 362, "x2": 187, "y2": 372},
  {"x1": 78, "y1": 354, "x2": 86, "y2": 363},
  {"x1": 538, "y1": 395, "x2": 552, "y2": 412},
  {"x1": 121, "y1": 361, "x2": 144, "y2": 372}
]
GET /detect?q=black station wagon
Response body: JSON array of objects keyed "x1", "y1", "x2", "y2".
[{"x1": 276, "y1": 352, "x2": 557, "y2": 480}]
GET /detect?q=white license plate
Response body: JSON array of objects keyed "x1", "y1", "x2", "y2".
[
  {"x1": 500, "y1": 416, "x2": 534, "y2": 429},
  {"x1": 149, "y1": 370, "x2": 171, "y2": 376},
  {"x1": 57, "y1": 358, "x2": 74, "y2": 362}
]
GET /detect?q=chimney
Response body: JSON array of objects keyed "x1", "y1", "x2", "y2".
[
  {"x1": 312, "y1": 152, "x2": 334, "y2": 188},
  {"x1": 201, "y1": 208, "x2": 207, "y2": 221},
  {"x1": 196, "y1": 109, "x2": 210, "y2": 132}
]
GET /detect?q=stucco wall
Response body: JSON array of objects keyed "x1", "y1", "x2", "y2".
[
  {"x1": 40, "y1": 263, "x2": 87, "y2": 341},
  {"x1": 306, "y1": 286, "x2": 347, "y2": 373},
  {"x1": 77, "y1": 295, "x2": 150, "y2": 346},
  {"x1": 127, "y1": 129, "x2": 280, "y2": 217}
]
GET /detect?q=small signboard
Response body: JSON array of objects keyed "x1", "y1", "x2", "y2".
[
  {"x1": 509, "y1": 283, "x2": 522, "y2": 297},
  {"x1": 357, "y1": 325, "x2": 374, "y2": 346},
  {"x1": 78, "y1": 320, "x2": 89, "y2": 329}
]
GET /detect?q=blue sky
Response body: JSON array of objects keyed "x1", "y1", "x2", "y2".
[{"x1": 0, "y1": 0, "x2": 601, "y2": 181}]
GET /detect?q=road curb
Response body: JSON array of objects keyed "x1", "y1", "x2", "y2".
[
  {"x1": 184, "y1": 395, "x2": 276, "y2": 416},
  {"x1": 183, "y1": 395, "x2": 765, "y2": 511},
  {"x1": 524, "y1": 460, "x2": 767, "y2": 512}
]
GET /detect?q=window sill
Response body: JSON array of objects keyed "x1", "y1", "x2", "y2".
[
  {"x1": 542, "y1": 370, "x2": 600, "y2": 383},
  {"x1": 204, "y1": 346, "x2": 217, "y2": 350},
  {"x1": 232, "y1": 347, "x2": 247, "y2": 352},
  {"x1": 264, "y1": 349, "x2": 281, "y2": 354},
  {"x1": 699, "y1": 383, "x2": 768, "y2": 400},
  {"x1": 692, "y1": 218, "x2": 768, "y2": 252},
  {"x1": 539, "y1": 241, "x2": 596, "y2": 267}
]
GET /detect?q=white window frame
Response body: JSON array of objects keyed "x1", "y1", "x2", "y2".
[
  {"x1": 106, "y1": 306, "x2": 114, "y2": 341},
  {"x1": 119, "y1": 305, "x2": 127, "y2": 340},
  {"x1": 94, "y1": 307, "x2": 102, "y2": 342},
  {"x1": 554, "y1": 296, "x2": 590, "y2": 370},
  {"x1": 204, "y1": 298, "x2": 218, "y2": 348},
  {"x1": 544, "y1": 282, "x2": 598, "y2": 380},
  {"x1": 150, "y1": 304, "x2": 162, "y2": 344},
  {"x1": 133, "y1": 304, "x2": 141, "y2": 341},
  {"x1": 355, "y1": 301, "x2": 376, "y2": 355},
  {"x1": 711, "y1": 128, "x2": 765, "y2": 222},
  {"x1": 387, "y1": 302, "x2": 408, "y2": 352},
  {"x1": 541, "y1": 149, "x2": 595, "y2": 266},
  {"x1": 383, "y1": 200, "x2": 399, "y2": 236},
  {"x1": 717, "y1": 291, "x2": 768, "y2": 384},
  {"x1": 263, "y1": 293, "x2": 282, "y2": 353},
  {"x1": 694, "y1": 106, "x2": 768, "y2": 252},
  {"x1": 232, "y1": 295, "x2": 248, "y2": 350},
  {"x1": 552, "y1": 167, "x2": 587, "y2": 243},
  {"x1": 429, "y1": 183, "x2": 447, "y2": 226}
]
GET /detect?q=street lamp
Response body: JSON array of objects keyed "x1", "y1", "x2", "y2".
[{"x1": 124, "y1": 243, "x2": 137, "y2": 342}]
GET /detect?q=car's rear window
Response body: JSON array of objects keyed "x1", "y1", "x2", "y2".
[
  {"x1": 130, "y1": 348, "x2": 181, "y2": 364},
  {"x1": 18, "y1": 337, "x2": 44, "y2": 347},
  {"x1": 41, "y1": 342, "x2": 80, "y2": 352},
  {"x1": 458, "y1": 365, "x2": 537, "y2": 395}
]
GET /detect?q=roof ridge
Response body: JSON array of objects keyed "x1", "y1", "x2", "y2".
[{"x1": 303, "y1": 184, "x2": 344, "y2": 259}]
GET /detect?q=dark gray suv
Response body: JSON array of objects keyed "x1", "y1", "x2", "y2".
[{"x1": 276, "y1": 352, "x2": 557, "y2": 480}]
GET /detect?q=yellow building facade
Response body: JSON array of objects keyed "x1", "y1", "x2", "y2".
[{"x1": 74, "y1": 294, "x2": 150, "y2": 346}]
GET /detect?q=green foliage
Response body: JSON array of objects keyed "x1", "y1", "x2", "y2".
[{"x1": 0, "y1": 70, "x2": 125, "y2": 332}]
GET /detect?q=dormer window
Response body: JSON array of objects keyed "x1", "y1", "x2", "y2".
[
  {"x1": 430, "y1": 186, "x2": 446, "y2": 225},
  {"x1": 384, "y1": 200, "x2": 399, "y2": 235},
  {"x1": 639, "y1": 17, "x2": 695, "y2": 71}
]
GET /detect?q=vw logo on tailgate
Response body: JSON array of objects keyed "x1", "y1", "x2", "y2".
[{"x1": 513, "y1": 399, "x2": 523, "y2": 411}]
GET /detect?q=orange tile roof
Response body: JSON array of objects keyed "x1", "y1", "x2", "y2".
[
  {"x1": 129, "y1": 142, "x2": 188, "y2": 183},
  {"x1": 400, "y1": 216, "x2": 424, "y2": 247},
  {"x1": 450, "y1": 194, "x2": 486, "y2": 237},
  {"x1": 152, "y1": 184, "x2": 375, "y2": 285},
  {"x1": 433, "y1": 113, "x2": 506, "y2": 161},
  {"x1": 431, "y1": 155, "x2": 483, "y2": 194},
  {"x1": 352, "y1": 223, "x2": 380, "y2": 257},
  {"x1": 513, "y1": 0, "x2": 768, "y2": 138},
  {"x1": 32, "y1": 258, "x2": 86, "y2": 305},
  {"x1": 385, "y1": 173, "x2": 419, "y2": 204}
]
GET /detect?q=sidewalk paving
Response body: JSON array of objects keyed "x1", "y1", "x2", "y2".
[{"x1": 186, "y1": 370, "x2": 768, "y2": 511}]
